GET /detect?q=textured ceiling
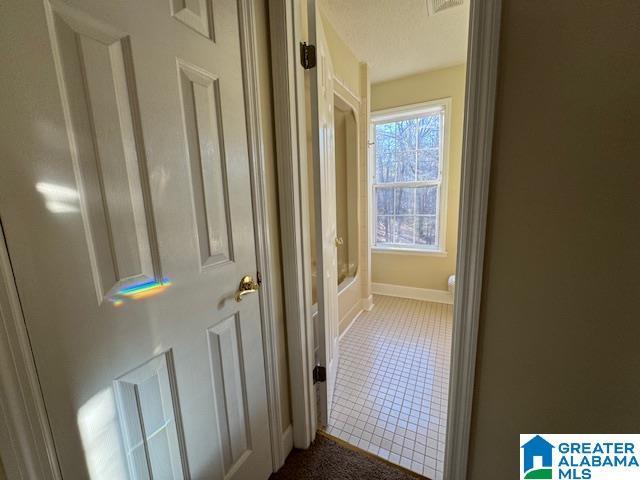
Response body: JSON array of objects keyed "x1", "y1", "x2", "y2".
[{"x1": 320, "y1": 0, "x2": 470, "y2": 83}]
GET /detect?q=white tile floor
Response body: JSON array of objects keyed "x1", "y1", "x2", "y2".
[{"x1": 325, "y1": 295, "x2": 452, "y2": 480}]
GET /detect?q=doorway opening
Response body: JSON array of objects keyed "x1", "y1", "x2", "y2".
[
  {"x1": 268, "y1": 0, "x2": 500, "y2": 478},
  {"x1": 303, "y1": 2, "x2": 469, "y2": 479}
]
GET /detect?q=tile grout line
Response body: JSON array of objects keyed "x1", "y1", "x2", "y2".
[{"x1": 326, "y1": 295, "x2": 452, "y2": 479}]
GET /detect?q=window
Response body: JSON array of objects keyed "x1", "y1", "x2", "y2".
[{"x1": 371, "y1": 100, "x2": 449, "y2": 253}]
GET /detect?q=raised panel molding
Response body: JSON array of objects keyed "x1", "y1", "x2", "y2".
[
  {"x1": 171, "y1": 0, "x2": 215, "y2": 40},
  {"x1": 114, "y1": 351, "x2": 188, "y2": 479},
  {"x1": 177, "y1": 60, "x2": 234, "y2": 268},
  {"x1": 46, "y1": 1, "x2": 161, "y2": 302},
  {"x1": 207, "y1": 315, "x2": 251, "y2": 474}
]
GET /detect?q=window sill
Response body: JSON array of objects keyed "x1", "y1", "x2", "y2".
[{"x1": 371, "y1": 246, "x2": 448, "y2": 257}]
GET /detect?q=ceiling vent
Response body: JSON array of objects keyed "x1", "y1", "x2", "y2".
[{"x1": 427, "y1": 0, "x2": 464, "y2": 15}]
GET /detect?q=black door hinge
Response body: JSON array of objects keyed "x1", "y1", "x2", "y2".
[
  {"x1": 300, "y1": 42, "x2": 316, "y2": 70},
  {"x1": 313, "y1": 365, "x2": 326, "y2": 384}
]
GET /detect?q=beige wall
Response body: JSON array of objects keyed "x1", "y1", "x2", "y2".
[
  {"x1": 469, "y1": 1, "x2": 640, "y2": 478},
  {"x1": 371, "y1": 65, "x2": 466, "y2": 291},
  {"x1": 320, "y1": 11, "x2": 361, "y2": 99}
]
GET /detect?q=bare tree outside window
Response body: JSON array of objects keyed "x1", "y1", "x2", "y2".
[{"x1": 373, "y1": 105, "x2": 445, "y2": 251}]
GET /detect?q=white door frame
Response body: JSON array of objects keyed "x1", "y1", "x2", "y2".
[
  {"x1": 0, "y1": 220, "x2": 62, "y2": 480},
  {"x1": 268, "y1": 1, "x2": 503, "y2": 479},
  {"x1": 444, "y1": 1, "x2": 502, "y2": 477},
  {"x1": 0, "y1": 0, "x2": 287, "y2": 476},
  {"x1": 238, "y1": 0, "x2": 287, "y2": 470},
  {"x1": 268, "y1": 0, "x2": 318, "y2": 449}
]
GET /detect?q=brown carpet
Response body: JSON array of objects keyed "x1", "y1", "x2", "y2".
[{"x1": 270, "y1": 432, "x2": 426, "y2": 480}]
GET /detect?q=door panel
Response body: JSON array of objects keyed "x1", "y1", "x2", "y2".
[
  {"x1": 207, "y1": 315, "x2": 251, "y2": 471},
  {"x1": 171, "y1": 0, "x2": 215, "y2": 40},
  {"x1": 177, "y1": 59, "x2": 234, "y2": 268},
  {"x1": 114, "y1": 351, "x2": 187, "y2": 479},
  {"x1": 47, "y1": 4, "x2": 161, "y2": 300},
  {"x1": 307, "y1": 0, "x2": 340, "y2": 427},
  {"x1": 0, "y1": 0, "x2": 271, "y2": 479}
]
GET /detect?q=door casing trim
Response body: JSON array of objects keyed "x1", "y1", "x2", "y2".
[
  {"x1": 0, "y1": 0, "x2": 286, "y2": 476},
  {"x1": 0, "y1": 221, "x2": 62, "y2": 479},
  {"x1": 444, "y1": 1, "x2": 503, "y2": 477},
  {"x1": 268, "y1": 0, "x2": 318, "y2": 449},
  {"x1": 237, "y1": 0, "x2": 287, "y2": 470},
  {"x1": 268, "y1": 1, "x2": 503, "y2": 479}
]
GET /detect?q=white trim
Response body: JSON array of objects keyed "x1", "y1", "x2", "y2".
[
  {"x1": 237, "y1": 0, "x2": 286, "y2": 470},
  {"x1": 369, "y1": 97, "x2": 452, "y2": 254},
  {"x1": 371, "y1": 99, "x2": 447, "y2": 123},
  {"x1": 371, "y1": 283, "x2": 453, "y2": 305},
  {"x1": 360, "y1": 62, "x2": 374, "y2": 314},
  {"x1": 369, "y1": 179, "x2": 441, "y2": 189},
  {"x1": 333, "y1": 89, "x2": 362, "y2": 291},
  {"x1": 445, "y1": 1, "x2": 503, "y2": 479},
  {"x1": 281, "y1": 424, "x2": 293, "y2": 460},
  {"x1": 362, "y1": 295, "x2": 374, "y2": 311},
  {"x1": 337, "y1": 275, "x2": 357, "y2": 294},
  {"x1": 338, "y1": 306, "x2": 364, "y2": 341},
  {"x1": 268, "y1": 0, "x2": 317, "y2": 449},
  {"x1": 333, "y1": 76, "x2": 360, "y2": 107},
  {"x1": 0, "y1": 222, "x2": 62, "y2": 480},
  {"x1": 337, "y1": 298, "x2": 362, "y2": 335},
  {"x1": 371, "y1": 246, "x2": 448, "y2": 257}
]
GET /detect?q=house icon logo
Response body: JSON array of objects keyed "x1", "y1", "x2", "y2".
[{"x1": 521, "y1": 435, "x2": 554, "y2": 479}]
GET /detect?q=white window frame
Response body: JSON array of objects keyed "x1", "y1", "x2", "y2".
[{"x1": 370, "y1": 98, "x2": 452, "y2": 256}]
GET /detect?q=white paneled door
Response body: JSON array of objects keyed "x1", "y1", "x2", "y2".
[
  {"x1": 0, "y1": 0, "x2": 272, "y2": 479},
  {"x1": 307, "y1": 0, "x2": 340, "y2": 427}
]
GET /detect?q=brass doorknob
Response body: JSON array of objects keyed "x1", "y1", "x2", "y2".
[
  {"x1": 335, "y1": 237, "x2": 344, "y2": 246},
  {"x1": 235, "y1": 275, "x2": 260, "y2": 302}
]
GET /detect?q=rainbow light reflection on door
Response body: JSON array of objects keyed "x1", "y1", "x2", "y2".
[{"x1": 109, "y1": 278, "x2": 172, "y2": 306}]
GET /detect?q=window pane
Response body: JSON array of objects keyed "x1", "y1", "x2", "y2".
[
  {"x1": 376, "y1": 152, "x2": 396, "y2": 183},
  {"x1": 376, "y1": 215, "x2": 395, "y2": 244},
  {"x1": 418, "y1": 114, "x2": 441, "y2": 149},
  {"x1": 375, "y1": 122, "x2": 396, "y2": 155},
  {"x1": 396, "y1": 151, "x2": 417, "y2": 182},
  {"x1": 416, "y1": 186, "x2": 438, "y2": 215},
  {"x1": 417, "y1": 149, "x2": 439, "y2": 181},
  {"x1": 376, "y1": 188, "x2": 394, "y2": 215},
  {"x1": 394, "y1": 188, "x2": 415, "y2": 215},
  {"x1": 396, "y1": 216, "x2": 415, "y2": 244},
  {"x1": 416, "y1": 216, "x2": 437, "y2": 246},
  {"x1": 396, "y1": 118, "x2": 417, "y2": 150},
  {"x1": 373, "y1": 107, "x2": 444, "y2": 251}
]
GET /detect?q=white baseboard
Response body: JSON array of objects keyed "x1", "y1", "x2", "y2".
[
  {"x1": 338, "y1": 300, "x2": 362, "y2": 337},
  {"x1": 362, "y1": 295, "x2": 374, "y2": 311},
  {"x1": 339, "y1": 305, "x2": 364, "y2": 341},
  {"x1": 281, "y1": 424, "x2": 293, "y2": 462},
  {"x1": 372, "y1": 282, "x2": 453, "y2": 304}
]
